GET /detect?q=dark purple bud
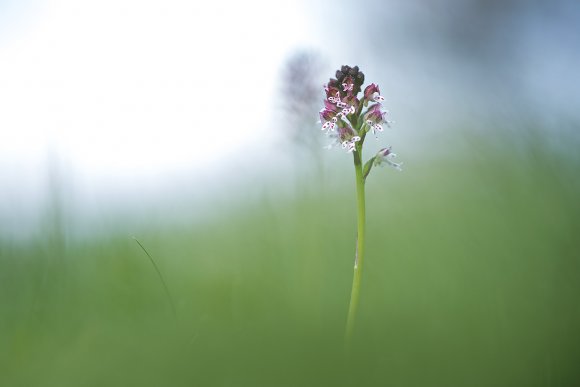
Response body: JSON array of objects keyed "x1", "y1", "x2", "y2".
[
  {"x1": 341, "y1": 65, "x2": 350, "y2": 74},
  {"x1": 335, "y1": 70, "x2": 344, "y2": 80}
]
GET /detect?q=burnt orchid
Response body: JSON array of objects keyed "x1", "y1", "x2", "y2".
[{"x1": 319, "y1": 65, "x2": 402, "y2": 348}]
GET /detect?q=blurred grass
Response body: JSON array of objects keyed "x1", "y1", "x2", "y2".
[{"x1": 1, "y1": 133, "x2": 579, "y2": 386}]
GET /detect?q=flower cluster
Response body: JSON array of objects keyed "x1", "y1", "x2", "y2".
[
  {"x1": 317, "y1": 67, "x2": 404, "y2": 344},
  {"x1": 319, "y1": 65, "x2": 395, "y2": 163}
]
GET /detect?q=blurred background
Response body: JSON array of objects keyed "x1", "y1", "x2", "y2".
[{"x1": 1, "y1": 0, "x2": 579, "y2": 386}]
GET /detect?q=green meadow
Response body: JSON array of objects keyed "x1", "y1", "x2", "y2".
[{"x1": 1, "y1": 132, "x2": 579, "y2": 386}]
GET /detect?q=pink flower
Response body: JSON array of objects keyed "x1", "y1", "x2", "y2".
[
  {"x1": 374, "y1": 147, "x2": 402, "y2": 171},
  {"x1": 338, "y1": 126, "x2": 360, "y2": 153},
  {"x1": 363, "y1": 103, "x2": 391, "y2": 134},
  {"x1": 363, "y1": 83, "x2": 385, "y2": 103}
]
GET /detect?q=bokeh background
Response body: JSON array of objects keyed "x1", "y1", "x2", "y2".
[{"x1": 1, "y1": 0, "x2": 580, "y2": 386}]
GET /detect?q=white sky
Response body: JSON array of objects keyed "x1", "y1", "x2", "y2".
[
  {"x1": 0, "y1": 0, "x2": 313, "y2": 177},
  {"x1": 3, "y1": 0, "x2": 576, "y2": 239},
  {"x1": 0, "y1": 0, "x2": 325, "y2": 238}
]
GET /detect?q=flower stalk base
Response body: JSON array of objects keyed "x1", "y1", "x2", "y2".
[{"x1": 345, "y1": 149, "x2": 366, "y2": 349}]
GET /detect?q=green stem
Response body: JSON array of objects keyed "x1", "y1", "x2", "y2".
[{"x1": 345, "y1": 148, "x2": 366, "y2": 348}]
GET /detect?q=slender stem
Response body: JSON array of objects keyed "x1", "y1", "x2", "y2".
[
  {"x1": 345, "y1": 149, "x2": 366, "y2": 348},
  {"x1": 133, "y1": 237, "x2": 177, "y2": 319}
]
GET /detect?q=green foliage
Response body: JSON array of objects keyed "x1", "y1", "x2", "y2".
[{"x1": 1, "y1": 134, "x2": 579, "y2": 386}]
